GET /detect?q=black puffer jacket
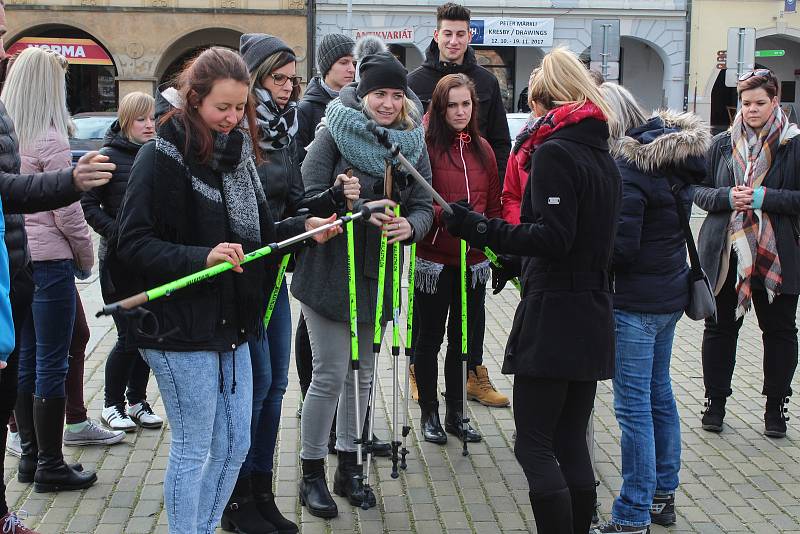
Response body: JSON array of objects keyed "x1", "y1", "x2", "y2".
[
  {"x1": 256, "y1": 141, "x2": 304, "y2": 222},
  {"x1": 408, "y1": 40, "x2": 511, "y2": 183},
  {"x1": 81, "y1": 121, "x2": 138, "y2": 244},
  {"x1": 611, "y1": 111, "x2": 710, "y2": 313},
  {"x1": 0, "y1": 101, "x2": 79, "y2": 279},
  {"x1": 296, "y1": 76, "x2": 334, "y2": 163}
]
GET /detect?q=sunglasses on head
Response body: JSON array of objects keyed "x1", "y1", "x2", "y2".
[
  {"x1": 738, "y1": 69, "x2": 772, "y2": 82},
  {"x1": 269, "y1": 73, "x2": 301, "y2": 87}
]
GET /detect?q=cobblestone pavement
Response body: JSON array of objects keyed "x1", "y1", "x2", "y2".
[{"x1": 3, "y1": 269, "x2": 800, "y2": 533}]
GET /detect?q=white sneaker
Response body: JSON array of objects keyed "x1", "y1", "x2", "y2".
[
  {"x1": 127, "y1": 401, "x2": 163, "y2": 429},
  {"x1": 101, "y1": 405, "x2": 137, "y2": 432},
  {"x1": 5, "y1": 431, "x2": 21, "y2": 458}
]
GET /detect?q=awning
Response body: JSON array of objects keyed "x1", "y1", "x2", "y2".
[{"x1": 7, "y1": 37, "x2": 113, "y2": 66}]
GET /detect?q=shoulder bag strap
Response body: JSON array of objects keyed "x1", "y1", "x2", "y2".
[{"x1": 668, "y1": 182, "x2": 703, "y2": 279}]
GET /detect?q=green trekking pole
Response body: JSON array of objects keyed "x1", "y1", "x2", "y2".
[
  {"x1": 399, "y1": 242, "x2": 415, "y2": 470},
  {"x1": 482, "y1": 247, "x2": 522, "y2": 293},
  {"x1": 460, "y1": 239, "x2": 469, "y2": 457},
  {"x1": 263, "y1": 254, "x2": 291, "y2": 328},
  {"x1": 97, "y1": 207, "x2": 376, "y2": 317},
  {"x1": 363, "y1": 224, "x2": 388, "y2": 503},
  {"x1": 390, "y1": 205, "x2": 403, "y2": 479},
  {"x1": 345, "y1": 208, "x2": 373, "y2": 506}
]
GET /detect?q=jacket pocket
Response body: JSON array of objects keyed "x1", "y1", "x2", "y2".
[{"x1": 155, "y1": 290, "x2": 219, "y2": 344}]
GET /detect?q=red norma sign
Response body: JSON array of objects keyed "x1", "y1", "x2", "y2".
[{"x1": 7, "y1": 37, "x2": 113, "y2": 65}]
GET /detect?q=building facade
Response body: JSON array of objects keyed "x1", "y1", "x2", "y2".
[
  {"x1": 313, "y1": 0, "x2": 689, "y2": 113},
  {"x1": 688, "y1": 0, "x2": 799, "y2": 132},
  {"x1": 6, "y1": 0, "x2": 309, "y2": 112}
]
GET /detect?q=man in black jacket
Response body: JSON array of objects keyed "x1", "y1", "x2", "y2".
[
  {"x1": 297, "y1": 33, "x2": 355, "y2": 163},
  {"x1": 0, "y1": 16, "x2": 115, "y2": 523},
  {"x1": 408, "y1": 2, "x2": 511, "y2": 180},
  {"x1": 407, "y1": 2, "x2": 511, "y2": 409}
]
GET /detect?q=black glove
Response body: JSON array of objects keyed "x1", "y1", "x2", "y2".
[
  {"x1": 442, "y1": 199, "x2": 489, "y2": 248},
  {"x1": 490, "y1": 254, "x2": 520, "y2": 294}
]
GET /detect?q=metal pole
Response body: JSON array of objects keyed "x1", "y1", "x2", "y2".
[
  {"x1": 346, "y1": 0, "x2": 352, "y2": 35},
  {"x1": 601, "y1": 23, "x2": 611, "y2": 79},
  {"x1": 736, "y1": 27, "x2": 745, "y2": 112}
]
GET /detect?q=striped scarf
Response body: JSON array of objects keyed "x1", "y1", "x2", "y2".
[{"x1": 729, "y1": 106, "x2": 785, "y2": 318}]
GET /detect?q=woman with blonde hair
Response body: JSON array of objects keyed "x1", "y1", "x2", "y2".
[
  {"x1": 443, "y1": 47, "x2": 620, "y2": 533},
  {"x1": 2, "y1": 47, "x2": 98, "y2": 492},
  {"x1": 81, "y1": 91, "x2": 163, "y2": 433}
]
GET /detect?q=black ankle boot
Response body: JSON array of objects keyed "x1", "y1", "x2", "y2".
[
  {"x1": 252, "y1": 472, "x2": 298, "y2": 534},
  {"x1": 220, "y1": 476, "x2": 277, "y2": 534},
  {"x1": 701, "y1": 396, "x2": 726, "y2": 432},
  {"x1": 444, "y1": 398, "x2": 481, "y2": 443},
  {"x1": 299, "y1": 458, "x2": 337, "y2": 518},
  {"x1": 32, "y1": 396, "x2": 96, "y2": 492},
  {"x1": 529, "y1": 488, "x2": 574, "y2": 534},
  {"x1": 569, "y1": 485, "x2": 597, "y2": 534},
  {"x1": 419, "y1": 401, "x2": 447, "y2": 444},
  {"x1": 333, "y1": 451, "x2": 376, "y2": 509},
  {"x1": 765, "y1": 396, "x2": 790, "y2": 438},
  {"x1": 360, "y1": 405, "x2": 391, "y2": 457}
]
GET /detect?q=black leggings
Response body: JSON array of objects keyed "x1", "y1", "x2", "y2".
[
  {"x1": 702, "y1": 256, "x2": 799, "y2": 399},
  {"x1": 411, "y1": 265, "x2": 485, "y2": 404},
  {"x1": 295, "y1": 312, "x2": 313, "y2": 398},
  {"x1": 104, "y1": 312, "x2": 151, "y2": 408},
  {"x1": 513, "y1": 375, "x2": 597, "y2": 494},
  {"x1": 1, "y1": 267, "x2": 35, "y2": 516}
]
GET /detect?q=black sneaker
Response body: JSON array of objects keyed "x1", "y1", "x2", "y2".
[
  {"x1": 650, "y1": 493, "x2": 676, "y2": 526},
  {"x1": 589, "y1": 520, "x2": 650, "y2": 533},
  {"x1": 764, "y1": 396, "x2": 790, "y2": 438},
  {"x1": 701, "y1": 397, "x2": 725, "y2": 432}
]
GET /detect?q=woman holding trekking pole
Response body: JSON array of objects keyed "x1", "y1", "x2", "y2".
[
  {"x1": 115, "y1": 47, "x2": 339, "y2": 534},
  {"x1": 413, "y1": 73, "x2": 501, "y2": 445},
  {"x1": 292, "y1": 46, "x2": 432, "y2": 518}
]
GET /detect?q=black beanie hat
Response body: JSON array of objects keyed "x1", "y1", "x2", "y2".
[
  {"x1": 317, "y1": 33, "x2": 355, "y2": 77},
  {"x1": 239, "y1": 33, "x2": 294, "y2": 74},
  {"x1": 356, "y1": 52, "x2": 407, "y2": 98}
]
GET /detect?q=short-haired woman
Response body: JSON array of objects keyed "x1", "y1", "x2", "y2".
[
  {"x1": 442, "y1": 47, "x2": 620, "y2": 533},
  {"x1": 695, "y1": 69, "x2": 800, "y2": 438},
  {"x1": 82, "y1": 91, "x2": 163, "y2": 433}
]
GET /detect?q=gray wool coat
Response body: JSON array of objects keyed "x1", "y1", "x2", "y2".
[{"x1": 290, "y1": 88, "x2": 434, "y2": 324}]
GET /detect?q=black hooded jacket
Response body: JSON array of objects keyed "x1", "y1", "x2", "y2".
[
  {"x1": 408, "y1": 40, "x2": 511, "y2": 183},
  {"x1": 296, "y1": 76, "x2": 334, "y2": 163}
]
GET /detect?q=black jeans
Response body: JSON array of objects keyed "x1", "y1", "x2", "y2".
[
  {"x1": 1, "y1": 266, "x2": 35, "y2": 516},
  {"x1": 104, "y1": 311, "x2": 151, "y2": 407},
  {"x1": 411, "y1": 266, "x2": 486, "y2": 404},
  {"x1": 513, "y1": 375, "x2": 597, "y2": 494},
  {"x1": 702, "y1": 257, "x2": 799, "y2": 399}
]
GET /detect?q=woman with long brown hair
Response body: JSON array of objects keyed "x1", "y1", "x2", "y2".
[{"x1": 413, "y1": 73, "x2": 501, "y2": 444}]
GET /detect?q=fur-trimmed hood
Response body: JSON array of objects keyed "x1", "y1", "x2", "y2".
[{"x1": 612, "y1": 110, "x2": 711, "y2": 175}]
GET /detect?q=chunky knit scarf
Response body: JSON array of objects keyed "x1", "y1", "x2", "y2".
[
  {"x1": 154, "y1": 117, "x2": 269, "y2": 333},
  {"x1": 324, "y1": 95, "x2": 425, "y2": 178},
  {"x1": 729, "y1": 106, "x2": 788, "y2": 318},
  {"x1": 253, "y1": 87, "x2": 298, "y2": 152}
]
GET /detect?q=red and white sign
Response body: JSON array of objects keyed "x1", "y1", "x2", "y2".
[
  {"x1": 354, "y1": 27, "x2": 414, "y2": 44},
  {"x1": 7, "y1": 37, "x2": 113, "y2": 66}
]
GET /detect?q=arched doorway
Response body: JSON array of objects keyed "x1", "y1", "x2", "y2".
[
  {"x1": 7, "y1": 25, "x2": 118, "y2": 112},
  {"x1": 156, "y1": 28, "x2": 243, "y2": 87},
  {"x1": 619, "y1": 37, "x2": 665, "y2": 112}
]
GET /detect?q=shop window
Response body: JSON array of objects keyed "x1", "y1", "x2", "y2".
[{"x1": 474, "y1": 47, "x2": 514, "y2": 112}]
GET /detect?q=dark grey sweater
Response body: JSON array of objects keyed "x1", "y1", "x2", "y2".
[{"x1": 291, "y1": 89, "x2": 433, "y2": 324}]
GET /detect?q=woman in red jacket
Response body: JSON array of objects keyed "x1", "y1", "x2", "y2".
[{"x1": 414, "y1": 73, "x2": 502, "y2": 444}]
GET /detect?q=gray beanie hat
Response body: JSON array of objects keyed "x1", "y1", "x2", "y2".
[
  {"x1": 239, "y1": 33, "x2": 294, "y2": 74},
  {"x1": 316, "y1": 33, "x2": 356, "y2": 77}
]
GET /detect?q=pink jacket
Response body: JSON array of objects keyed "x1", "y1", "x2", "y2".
[{"x1": 22, "y1": 127, "x2": 94, "y2": 270}]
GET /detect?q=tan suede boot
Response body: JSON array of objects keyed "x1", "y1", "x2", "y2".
[
  {"x1": 467, "y1": 365, "x2": 510, "y2": 407},
  {"x1": 409, "y1": 364, "x2": 419, "y2": 402}
]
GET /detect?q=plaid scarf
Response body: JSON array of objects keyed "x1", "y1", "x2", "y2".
[
  {"x1": 253, "y1": 87, "x2": 298, "y2": 152},
  {"x1": 729, "y1": 106, "x2": 786, "y2": 318}
]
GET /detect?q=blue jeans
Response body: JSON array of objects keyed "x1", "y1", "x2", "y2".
[
  {"x1": 141, "y1": 345, "x2": 252, "y2": 534},
  {"x1": 18, "y1": 260, "x2": 76, "y2": 398},
  {"x1": 240, "y1": 281, "x2": 291, "y2": 476},
  {"x1": 611, "y1": 309, "x2": 683, "y2": 527}
]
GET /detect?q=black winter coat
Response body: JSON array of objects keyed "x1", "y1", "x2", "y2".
[
  {"x1": 256, "y1": 141, "x2": 304, "y2": 222},
  {"x1": 477, "y1": 119, "x2": 621, "y2": 381},
  {"x1": 408, "y1": 41, "x2": 511, "y2": 183},
  {"x1": 695, "y1": 130, "x2": 800, "y2": 294},
  {"x1": 611, "y1": 111, "x2": 710, "y2": 314},
  {"x1": 296, "y1": 77, "x2": 333, "y2": 163},
  {"x1": 82, "y1": 121, "x2": 137, "y2": 243},
  {"x1": 0, "y1": 101, "x2": 79, "y2": 279},
  {"x1": 116, "y1": 140, "x2": 305, "y2": 352}
]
